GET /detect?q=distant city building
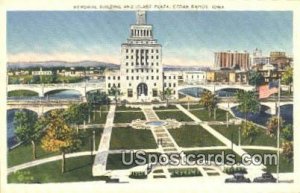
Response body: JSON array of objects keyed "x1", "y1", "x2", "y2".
[
  {"x1": 206, "y1": 70, "x2": 248, "y2": 84},
  {"x1": 31, "y1": 68, "x2": 52, "y2": 76},
  {"x1": 182, "y1": 71, "x2": 206, "y2": 84},
  {"x1": 269, "y1": 51, "x2": 292, "y2": 70},
  {"x1": 252, "y1": 48, "x2": 269, "y2": 69},
  {"x1": 214, "y1": 51, "x2": 250, "y2": 71}
]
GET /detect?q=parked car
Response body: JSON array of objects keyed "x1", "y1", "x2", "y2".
[
  {"x1": 225, "y1": 173, "x2": 251, "y2": 183},
  {"x1": 253, "y1": 172, "x2": 277, "y2": 183}
]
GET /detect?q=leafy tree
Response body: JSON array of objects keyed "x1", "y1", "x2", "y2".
[
  {"x1": 281, "y1": 141, "x2": 293, "y2": 162},
  {"x1": 41, "y1": 110, "x2": 83, "y2": 173},
  {"x1": 266, "y1": 116, "x2": 283, "y2": 137},
  {"x1": 108, "y1": 86, "x2": 121, "y2": 102},
  {"x1": 248, "y1": 70, "x2": 265, "y2": 88},
  {"x1": 235, "y1": 90, "x2": 260, "y2": 125},
  {"x1": 241, "y1": 122, "x2": 259, "y2": 143},
  {"x1": 200, "y1": 90, "x2": 218, "y2": 118},
  {"x1": 281, "y1": 124, "x2": 293, "y2": 141},
  {"x1": 281, "y1": 67, "x2": 293, "y2": 94},
  {"x1": 14, "y1": 110, "x2": 40, "y2": 160},
  {"x1": 87, "y1": 91, "x2": 110, "y2": 119},
  {"x1": 163, "y1": 87, "x2": 173, "y2": 106},
  {"x1": 65, "y1": 103, "x2": 90, "y2": 128}
]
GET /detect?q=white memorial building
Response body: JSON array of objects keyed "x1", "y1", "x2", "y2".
[{"x1": 105, "y1": 11, "x2": 206, "y2": 102}]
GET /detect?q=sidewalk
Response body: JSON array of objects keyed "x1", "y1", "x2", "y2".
[{"x1": 92, "y1": 104, "x2": 116, "y2": 176}]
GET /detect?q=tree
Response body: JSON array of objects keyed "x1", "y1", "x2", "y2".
[
  {"x1": 241, "y1": 122, "x2": 259, "y2": 143},
  {"x1": 281, "y1": 124, "x2": 293, "y2": 141},
  {"x1": 41, "y1": 110, "x2": 83, "y2": 173},
  {"x1": 266, "y1": 116, "x2": 283, "y2": 137},
  {"x1": 281, "y1": 141, "x2": 293, "y2": 162},
  {"x1": 87, "y1": 91, "x2": 110, "y2": 120},
  {"x1": 235, "y1": 90, "x2": 260, "y2": 125},
  {"x1": 65, "y1": 103, "x2": 90, "y2": 129},
  {"x1": 163, "y1": 87, "x2": 173, "y2": 106},
  {"x1": 281, "y1": 67, "x2": 293, "y2": 94},
  {"x1": 248, "y1": 71, "x2": 265, "y2": 88},
  {"x1": 108, "y1": 86, "x2": 121, "y2": 102},
  {"x1": 14, "y1": 110, "x2": 40, "y2": 160},
  {"x1": 200, "y1": 90, "x2": 218, "y2": 118}
]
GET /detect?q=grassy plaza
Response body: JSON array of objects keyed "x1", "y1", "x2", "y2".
[
  {"x1": 114, "y1": 112, "x2": 146, "y2": 123},
  {"x1": 168, "y1": 125, "x2": 224, "y2": 147},
  {"x1": 212, "y1": 124, "x2": 277, "y2": 147},
  {"x1": 190, "y1": 108, "x2": 232, "y2": 122},
  {"x1": 116, "y1": 105, "x2": 141, "y2": 111},
  {"x1": 155, "y1": 111, "x2": 193, "y2": 122},
  {"x1": 8, "y1": 156, "x2": 108, "y2": 183},
  {"x1": 110, "y1": 127, "x2": 157, "y2": 150}
]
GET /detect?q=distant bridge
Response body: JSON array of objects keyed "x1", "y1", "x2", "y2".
[
  {"x1": 177, "y1": 83, "x2": 255, "y2": 94},
  {"x1": 7, "y1": 82, "x2": 106, "y2": 97},
  {"x1": 7, "y1": 99, "x2": 82, "y2": 116}
]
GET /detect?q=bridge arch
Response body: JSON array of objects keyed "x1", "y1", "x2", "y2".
[
  {"x1": 7, "y1": 89, "x2": 40, "y2": 98},
  {"x1": 43, "y1": 89, "x2": 82, "y2": 98}
]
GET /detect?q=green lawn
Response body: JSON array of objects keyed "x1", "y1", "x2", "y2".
[
  {"x1": 114, "y1": 112, "x2": 146, "y2": 123},
  {"x1": 190, "y1": 108, "x2": 232, "y2": 121},
  {"x1": 243, "y1": 149, "x2": 293, "y2": 173},
  {"x1": 116, "y1": 105, "x2": 141, "y2": 111},
  {"x1": 110, "y1": 127, "x2": 157, "y2": 150},
  {"x1": 8, "y1": 156, "x2": 108, "y2": 183},
  {"x1": 88, "y1": 111, "x2": 108, "y2": 124},
  {"x1": 212, "y1": 125, "x2": 277, "y2": 147},
  {"x1": 8, "y1": 128, "x2": 103, "y2": 167},
  {"x1": 153, "y1": 105, "x2": 178, "y2": 110},
  {"x1": 168, "y1": 125, "x2": 224, "y2": 147},
  {"x1": 155, "y1": 111, "x2": 193, "y2": 122},
  {"x1": 181, "y1": 104, "x2": 204, "y2": 109}
]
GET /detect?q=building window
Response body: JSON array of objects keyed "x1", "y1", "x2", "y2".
[
  {"x1": 108, "y1": 83, "x2": 111, "y2": 87},
  {"x1": 108, "y1": 76, "x2": 110, "y2": 80},
  {"x1": 157, "y1": 69, "x2": 159, "y2": 73},
  {"x1": 173, "y1": 76, "x2": 176, "y2": 79},
  {"x1": 151, "y1": 69, "x2": 154, "y2": 73},
  {"x1": 156, "y1": 49, "x2": 159, "y2": 53},
  {"x1": 132, "y1": 69, "x2": 134, "y2": 73},
  {"x1": 151, "y1": 56, "x2": 154, "y2": 59},
  {"x1": 126, "y1": 49, "x2": 128, "y2": 53},
  {"x1": 157, "y1": 62, "x2": 159, "y2": 66},
  {"x1": 126, "y1": 55, "x2": 129, "y2": 59},
  {"x1": 131, "y1": 56, "x2": 133, "y2": 59},
  {"x1": 169, "y1": 76, "x2": 171, "y2": 79},
  {"x1": 118, "y1": 76, "x2": 120, "y2": 80},
  {"x1": 118, "y1": 83, "x2": 120, "y2": 88},
  {"x1": 126, "y1": 76, "x2": 129, "y2": 80},
  {"x1": 164, "y1": 76, "x2": 166, "y2": 79},
  {"x1": 153, "y1": 89, "x2": 158, "y2": 97},
  {"x1": 156, "y1": 56, "x2": 159, "y2": 59},
  {"x1": 164, "y1": 83, "x2": 166, "y2": 87},
  {"x1": 126, "y1": 69, "x2": 129, "y2": 73},
  {"x1": 131, "y1": 76, "x2": 134, "y2": 80},
  {"x1": 151, "y1": 76, "x2": 154, "y2": 80},
  {"x1": 128, "y1": 89, "x2": 133, "y2": 97},
  {"x1": 126, "y1": 62, "x2": 128, "y2": 66},
  {"x1": 141, "y1": 69, "x2": 144, "y2": 73},
  {"x1": 169, "y1": 83, "x2": 171, "y2": 87},
  {"x1": 136, "y1": 76, "x2": 139, "y2": 80},
  {"x1": 129, "y1": 83, "x2": 131, "y2": 87},
  {"x1": 151, "y1": 49, "x2": 154, "y2": 53},
  {"x1": 173, "y1": 83, "x2": 176, "y2": 87},
  {"x1": 157, "y1": 76, "x2": 159, "y2": 80},
  {"x1": 146, "y1": 76, "x2": 149, "y2": 80},
  {"x1": 131, "y1": 62, "x2": 134, "y2": 66},
  {"x1": 131, "y1": 49, "x2": 134, "y2": 53},
  {"x1": 151, "y1": 62, "x2": 154, "y2": 66}
]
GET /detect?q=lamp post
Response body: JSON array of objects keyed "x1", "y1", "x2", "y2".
[{"x1": 238, "y1": 126, "x2": 241, "y2": 146}]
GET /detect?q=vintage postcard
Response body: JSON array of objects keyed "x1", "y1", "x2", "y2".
[{"x1": 1, "y1": 0, "x2": 299, "y2": 193}]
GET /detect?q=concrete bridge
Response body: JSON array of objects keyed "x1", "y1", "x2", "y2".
[
  {"x1": 7, "y1": 82, "x2": 106, "y2": 97},
  {"x1": 7, "y1": 99, "x2": 82, "y2": 116},
  {"x1": 219, "y1": 101, "x2": 293, "y2": 115},
  {"x1": 177, "y1": 83, "x2": 255, "y2": 94}
]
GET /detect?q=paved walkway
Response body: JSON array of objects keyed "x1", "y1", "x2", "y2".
[
  {"x1": 92, "y1": 104, "x2": 116, "y2": 176},
  {"x1": 176, "y1": 104, "x2": 266, "y2": 179}
]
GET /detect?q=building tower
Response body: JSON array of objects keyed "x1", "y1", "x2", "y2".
[{"x1": 119, "y1": 11, "x2": 163, "y2": 102}]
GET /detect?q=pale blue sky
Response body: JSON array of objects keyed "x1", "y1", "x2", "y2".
[{"x1": 7, "y1": 11, "x2": 292, "y2": 66}]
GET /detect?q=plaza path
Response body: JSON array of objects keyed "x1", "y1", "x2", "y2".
[
  {"x1": 92, "y1": 104, "x2": 116, "y2": 176},
  {"x1": 175, "y1": 104, "x2": 266, "y2": 179}
]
